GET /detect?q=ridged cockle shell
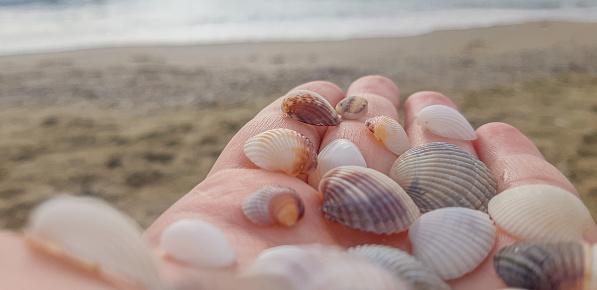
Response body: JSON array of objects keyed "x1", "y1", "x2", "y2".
[
  {"x1": 365, "y1": 116, "x2": 410, "y2": 155},
  {"x1": 242, "y1": 186, "x2": 305, "y2": 226},
  {"x1": 159, "y1": 219, "x2": 236, "y2": 268},
  {"x1": 319, "y1": 166, "x2": 420, "y2": 234},
  {"x1": 25, "y1": 196, "x2": 162, "y2": 289},
  {"x1": 244, "y1": 128, "x2": 318, "y2": 176},
  {"x1": 307, "y1": 139, "x2": 367, "y2": 188},
  {"x1": 281, "y1": 90, "x2": 341, "y2": 126},
  {"x1": 335, "y1": 95, "x2": 368, "y2": 119},
  {"x1": 488, "y1": 184, "x2": 593, "y2": 242},
  {"x1": 390, "y1": 142, "x2": 496, "y2": 212},
  {"x1": 494, "y1": 241, "x2": 597, "y2": 290},
  {"x1": 349, "y1": 244, "x2": 450, "y2": 290},
  {"x1": 408, "y1": 207, "x2": 496, "y2": 280},
  {"x1": 416, "y1": 104, "x2": 477, "y2": 140}
]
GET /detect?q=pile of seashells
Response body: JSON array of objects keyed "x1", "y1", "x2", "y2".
[{"x1": 23, "y1": 90, "x2": 596, "y2": 290}]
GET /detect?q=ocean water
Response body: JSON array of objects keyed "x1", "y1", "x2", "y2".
[{"x1": 1, "y1": 0, "x2": 597, "y2": 56}]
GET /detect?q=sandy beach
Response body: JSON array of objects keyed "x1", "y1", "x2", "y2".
[{"x1": 1, "y1": 21, "x2": 597, "y2": 230}]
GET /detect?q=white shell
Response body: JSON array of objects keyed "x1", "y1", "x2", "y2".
[
  {"x1": 25, "y1": 196, "x2": 162, "y2": 289},
  {"x1": 308, "y1": 139, "x2": 367, "y2": 188},
  {"x1": 408, "y1": 207, "x2": 496, "y2": 280},
  {"x1": 416, "y1": 105, "x2": 477, "y2": 140},
  {"x1": 365, "y1": 116, "x2": 410, "y2": 155},
  {"x1": 160, "y1": 219, "x2": 236, "y2": 268},
  {"x1": 242, "y1": 186, "x2": 305, "y2": 226},
  {"x1": 488, "y1": 184, "x2": 593, "y2": 242},
  {"x1": 244, "y1": 128, "x2": 318, "y2": 176},
  {"x1": 244, "y1": 244, "x2": 409, "y2": 290}
]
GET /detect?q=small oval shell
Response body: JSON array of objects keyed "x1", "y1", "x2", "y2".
[
  {"x1": 416, "y1": 105, "x2": 477, "y2": 140},
  {"x1": 488, "y1": 184, "x2": 594, "y2": 242},
  {"x1": 244, "y1": 128, "x2": 318, "y2": 176},
  {"x1": 335, "y1": 96, "x2": 368, "y2": 119},
  {"x1": 160, "y1": 219, "x2": 236, "y2": 268},
  {"x1": 244, "y1": 244, "x2": 409, "y2": 290},
  {"x1": 348, "y1": 244, "x2": 450, "y2": 290},
  {"x1": 494, "y1": 241, "x2": 596, "y2": 290},
  {"x1": 408, "y1": 207, "x2": 496, "y2": 280},
  {"x1": 319, "y1": 165, "x2": 420, "y2": 234},
  {"x1": 282, "y1": 90, "x2": 341, "y2": 126},
  {"x1": 390, "y1": 142, "x2": 496, "y2": 212},
  {"x1": 25, "y1": 196, "x2": 162, "y2": 289},
  {"x1": 308, "y1": 139, "x2": 367, "y2": 188},
  {"x1": 242, "y1": 186, "x2": 305, "y2": 226},
  {"x1": 365, "y1": 116, "x2": 410, "y2": 155}
]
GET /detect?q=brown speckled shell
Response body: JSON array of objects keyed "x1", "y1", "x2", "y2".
[
  {"x1": 335, "y1": 96, "x2": 368, "y2": 119},
  {"x1": 281, "y1": 90, "x2": 341, "y2": 126}
]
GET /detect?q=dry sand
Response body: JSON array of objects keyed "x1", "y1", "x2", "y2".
[{"x1": 1, "y1": 21, "x2": 597, "y2": 230}]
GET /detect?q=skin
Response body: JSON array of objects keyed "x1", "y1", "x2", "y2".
[{"x1": 1, "y1": 75, "x2": 596, "y2": 289}]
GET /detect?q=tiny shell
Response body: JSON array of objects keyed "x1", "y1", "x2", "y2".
[
  {"x1": 488, "y1": 184, "x2": 594, "y2": 242},
  {"x1": 25, "y1": 196, "x2": 162, "y2": 289},
  {"x1": 365, "y1": 116, "x2": 410, "y2": 155},
  {"x1": 494, "y1": 241, "x2": 597, "y2": 290},
  {"x1": 319, "y1": 165, "x2": 420, "y2": 234},
  {"x1": 335, "y1": 96, "x2": 368, "y2": 119},
  {"x1": 242, "y1": 186, "x2": 305, "y2": 226},
  {"x1": 348, "y1": 244, "x2": 450, "y2": 290},
  {"x1": 416, "y1": 105, "x2": 477, "y2": 140},
  {"x1": 244, "y1": 128, "x2": 318, "y2": 176},
  {"x1": 390, "y1": 142, "x2": 496, "y2": 212},
  {"x1": 281, "y1": 90, "x2": 341, "y2": 126},
  {"x1": 160, "y1": 219, "x2": 236, "y2": 268},
  {"x1": 408, "y1": 207, "x2": 496, "y2": 280},
  {"x1": 244, "y1": 244, "x2": 409, "y2": 290},
  {"x1": 308, "y1": 139, "x2": 367, "y2": 188}
]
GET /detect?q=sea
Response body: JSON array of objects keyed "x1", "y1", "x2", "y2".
[{"x1": 1, "y1": 0, "x2": 597, "y2": 56}]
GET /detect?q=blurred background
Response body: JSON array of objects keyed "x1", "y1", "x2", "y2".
[{"x1": 1, "y1": 0, "x2": 597, "y2": 230}]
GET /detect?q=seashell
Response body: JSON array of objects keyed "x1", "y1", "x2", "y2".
[
  {"x1": 494, "y1": 241, "x2": 597, "y2": 290},
  {"x1": 390, "y1": 142, "x2": 496, "y2": 213},
  {"x1": 319, "y1": 165, "x2": 420, "y2": 234},
  {"x1": 488, "y1": 184, "x2": 593, "y2": 242},
  {"x1": 242, "y1": 186, "x2": 305, "y2": 226},
  {"x1": 159, "y1": 219, "x2": 236, "y2": 268},
  {"x1": 243, "y1": 244, "x2": 409, "y2": 290},
  {"x1": 308, "y1": 139, "x2": 367, "y2": 188},
  {"x1": 281, "y1": 90, "x2": 341, "y2": 126},
  {"x1": 416, "y1": 105, "x2": 477, "y2": 140},
  {"x1": 25, "y1": 195, "x2": 162, "y2": 289},
  {"x1": 244, "y1": 128, "x2": 318, "y2": 176},
  {"x1": 348, "y1": 244, "x2": 450, "y2": 290},
  {"x1": 335, "y1": 95, "x2": 368, "y2": 119},
  {"x1": 365, "y1": 115, "x2": 410, "y2": 155},
  {"x1": 408, "y1": 207, "x2": 496, "y2": 280}
]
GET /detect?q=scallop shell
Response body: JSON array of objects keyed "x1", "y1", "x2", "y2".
[
  {"x1": 348, "y1": 244, "x2": 450, "y2": 290},
  {"x1": 319, "y1": 165, "x2": 420, "y2": 234},
  {"x1": 25, "y1": 196, "x2": 162, "y2": 289},
  {"x1": 243, "y1": 244, "x2": 409, "y2": 290},
  {"x1": 488, "y1": 184, "x2": 593, "y2": 242},
  {"x1": 159, "y1": 219, "x2": 236, "y2": 268},
  {"x1": 408, "y1": 207, "x2": 496, "y2": 280},
  {"x1": 494, "y1": 241, "x2": 597, "y2": 290},
  {"x1": 390, "y1": 142, "x2": 496, "y2": 213},
  {"x1": 335, "y1": 96, "x2": 368, "y2": 119},
  {"x1": 416, "y1": 105, "x2": 477, "y2": 140},
  {"x1": 365, "y1": 116, "x2": 410, "y2": 155},
  {"x1": 244, "y1": 128, "x2": 318, "y2": 176},
  {"x1": 307, "y1": 139, "x2": 367, "y2": 188},
  {"x1": 281, "y1": 90, "x2": 341, "y2": 126},
  {"x1": 242, "y1": 186, "x2": 305, "y2": 226}
]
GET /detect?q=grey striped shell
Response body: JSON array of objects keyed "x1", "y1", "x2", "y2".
[
  {"x1": 348, "y1": 244, "x2": 450, "y2": 290},
  {"x1": 319, "y1": 166, "x2": 420, "y2": 235},
  {"x1": 494, "y1": 241, "x2": 597, "y2": 290},
  {"x1": 242, "y1": 186, "x2": 305, "y2": 226},
  {"x1": 282, "y1": 90, "x2": 341, "y2": 126},
  {"x1": 389, "y1": 142, "x2": 496, "y2": 213},
  {"x1": 335, "y1": 96, "x2": 368, "y2": 119}
]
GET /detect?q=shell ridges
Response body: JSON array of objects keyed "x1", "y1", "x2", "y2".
[
  {"x1": 242, "y1": 186, "x2": 305, "y2": 226},
  {"x1": 282, "y1": 90, "x2": 341, "y2": 126},
  {"x1": 365, "y1": 115, "x2": 410, "y2": 155}
]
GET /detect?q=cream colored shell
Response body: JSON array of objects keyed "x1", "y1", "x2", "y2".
[
  {"x1": 242, "y1": 186, "x2": 305, "y2": 226},
  {"x1": 335, "y1": 95, "x2": 368, "y2": 119},
  {"x1": 365, "y1": 115, "x2": 410, "y2": 155},
  {"x1": 282, "y1": 90, "x2": 341, "y2": 126},
  {"x1": 416, "y1": 104, "x2": 477, "y2": 140}
]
